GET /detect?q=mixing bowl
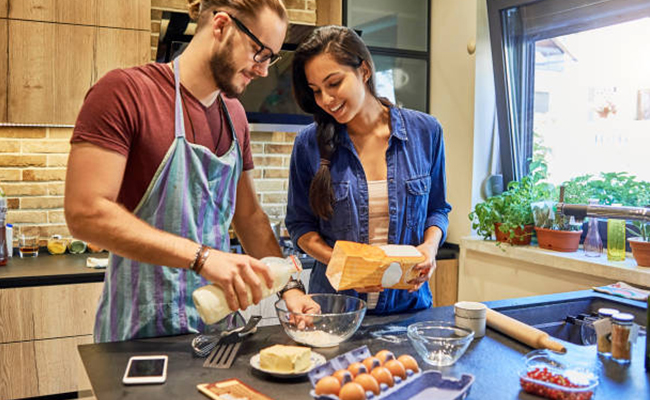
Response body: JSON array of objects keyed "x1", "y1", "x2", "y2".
[
  {"x1": 407, "y1": 321, "x2": 474, "y2": 367},
  {"x1": 275, "y1": 294, "x2": 367, "y2": 347}
]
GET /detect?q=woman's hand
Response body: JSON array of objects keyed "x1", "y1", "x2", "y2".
[
  {"x1": 408, "y1": 243, "x2": 438, "y2": 292},
  {"x1": 283, "y1": 289, "x2": 321, "y2": 329}
]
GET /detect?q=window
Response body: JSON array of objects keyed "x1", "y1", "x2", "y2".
[
  {"x1": 488, "y1": 0, "x2": 650, "y2": 184},
  {"x1": 345, "y1": 0, "x2": 430, "y2": 112}
]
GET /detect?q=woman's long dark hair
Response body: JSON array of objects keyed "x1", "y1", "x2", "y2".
[{"x1": 292, "y1": 26, "x2": 384, "y2": 219}]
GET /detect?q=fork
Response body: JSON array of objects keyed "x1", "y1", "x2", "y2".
[
  {"x1": 192, "y1": 315, "x2": 262, "y2": 358},
  {"x1": 202, "y1": 315, "x2": 262, "y2": 369}
]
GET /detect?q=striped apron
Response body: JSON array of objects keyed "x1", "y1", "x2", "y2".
[{"x1": 94, "y1": 58, "x2": 242, "y2": 342}]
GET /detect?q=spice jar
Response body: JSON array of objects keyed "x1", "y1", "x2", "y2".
[
  {"x1": 47, "y1": 235, "x2": 67, "y2": 255},
  {"x1": 611, "y1": 312, "x2": 634, "y2": 363},
  {"x1": 595, "y1": 308, "x2": 618, "y2": 356}
]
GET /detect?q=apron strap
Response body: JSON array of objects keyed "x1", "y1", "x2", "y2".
[
  {"x1": 173, "y1": 57, "x2": 186, "y2": 139},
  {"x1": 219, "y1": 95, "x2": 239, "y2": 145}
]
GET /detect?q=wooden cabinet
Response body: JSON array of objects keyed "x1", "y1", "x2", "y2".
[
  {"x1": 94, "y1": 27, "x2": 150, "y2": 83},
  {"x1": 7, "y1": 20, "x2": 94, "y2": 124},
  {"x1": 0, "y1": 282, "x2": 103, "y2": 400},
  {"x1": 430, "y1": 259, "x2": 459, "y2": 307},
  {"x1": 0, "y1": 19, "x2": 7, "y2": 121},
  {"x1": 1, "y1": 0, "x2": 150, "y2": 124},
  {"x1": 8, "y1": 0, "x2": 149, "y2": 29}
]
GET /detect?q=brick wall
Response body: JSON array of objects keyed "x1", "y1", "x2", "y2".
[{"x1": 0, "y1": 3, "x2": 316, "y2": 248}]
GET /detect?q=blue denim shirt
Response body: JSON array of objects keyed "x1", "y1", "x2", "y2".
[{"x1": 285, "y1": 106, "x2": 452, "y2": 315}]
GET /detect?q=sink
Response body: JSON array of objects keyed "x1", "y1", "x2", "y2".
[{"x1": 489, "y1": 292, "x2": 647, "y2": 346}]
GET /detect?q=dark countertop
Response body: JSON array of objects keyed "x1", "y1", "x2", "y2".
[
  {"x1": 78, "y1": 290, "x2": 648, "y2": 400},
  {"x1": 0, "y1": 251, "x2": 106, "y2": 288}
]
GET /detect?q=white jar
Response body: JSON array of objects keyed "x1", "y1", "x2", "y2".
[{"x1": 454, "y1": 301, "x2": 487, "y2": 338}]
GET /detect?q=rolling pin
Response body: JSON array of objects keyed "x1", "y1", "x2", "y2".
[{"x1": 486, "y1": 308, "x2": 566, "y2": 353}]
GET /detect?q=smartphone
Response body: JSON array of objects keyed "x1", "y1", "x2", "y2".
[{"x1": 122, "y1": 355, "x2": 168, "y2": 385}]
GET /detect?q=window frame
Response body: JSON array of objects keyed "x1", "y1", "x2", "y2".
[
  {"x1": 487, "y1": 0, "x2": 650, "y2": 184},
  {"x1": 343, "y1": 0, "x2": 431, "y2": 113}
]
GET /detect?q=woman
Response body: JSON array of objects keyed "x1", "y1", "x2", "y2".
[{"x1": 285, "y1": 26, "x2": 452, "y2": 314}]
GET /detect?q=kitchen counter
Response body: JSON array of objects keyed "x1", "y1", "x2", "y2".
[
  {"x1": 78, "y1": 290, "x2": 648, "y2": 400},
  {"x1": 0, "y1": 251, "x2": 106, "y2": 288}
]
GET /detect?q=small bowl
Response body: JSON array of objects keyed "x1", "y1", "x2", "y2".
[
  {"x1": 275, "y1": 294, "x2": 367, "y2": 348},
  {"x1": 519, "y1": 349, "x2": 600, "y2": 400},
  {"x1": 407, "y1": 321, "x2": 474, "y2": 367}
]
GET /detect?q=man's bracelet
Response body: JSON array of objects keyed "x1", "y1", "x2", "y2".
[
  {"x1": 190, "y1": 244, "x2": 210, "y2": 275},
  {"x1": 277, "y1": 277, "x2": 306, "y2": 299}
]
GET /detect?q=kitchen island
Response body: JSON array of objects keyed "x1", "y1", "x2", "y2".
[{"x1": 78, "y1": 290, "x2": 648, "y2": 399}]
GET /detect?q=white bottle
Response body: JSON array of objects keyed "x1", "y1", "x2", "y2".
[{"x1": 193, "y1": 255, "x2": 302, "y2": 325}]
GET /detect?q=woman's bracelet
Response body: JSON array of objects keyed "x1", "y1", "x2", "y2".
[{"x1": 190, "y1": 244, "x2": 210, "y2": 274}]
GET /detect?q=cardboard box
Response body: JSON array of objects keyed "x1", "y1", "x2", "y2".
[{"x1": 326, "y1": 241, "x2": 425, "y2": 291}]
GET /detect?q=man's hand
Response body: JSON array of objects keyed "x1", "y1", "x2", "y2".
[
  {"x1": 200, "y1": 250, "x2": 274, "y2": 311},
  {"x1": 283, "y1": 289, "x2": 320, "y2": 329},
  {"x1": 408, "y1": 242, "x2": 438, "y2": 292}
]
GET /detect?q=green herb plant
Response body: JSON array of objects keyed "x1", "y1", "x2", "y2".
[
  {"x1": 469, "y1": 160, "x2": 554, "y2": 243},
  {"x1": 627, "y1": 221, "x2": 650, "y2": 242}
]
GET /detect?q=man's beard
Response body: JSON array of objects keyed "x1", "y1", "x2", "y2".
[{"x1": 209, "y1": 40, "x2": 246, "y2": 99}]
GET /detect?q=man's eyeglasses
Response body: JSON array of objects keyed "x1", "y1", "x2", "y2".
[{"x1": 214, "y1": 11, "x2": 282, "y2": 66}]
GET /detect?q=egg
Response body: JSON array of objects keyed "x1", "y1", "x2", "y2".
[
  {"x1": 370, "y1": 366, "x2": 394, "y2": 387},
  {"x1": 339, "y1": 382, "x2": 367, "y2": 400},
  {"x1": 333, "y1": 369, "x2": 353, "y2": 385},
  {"x1": 362, "y1": 356, "x2": 381, "y2": 372},
  {"x1": 353, "y1": 373, "x2": 380, "y2": 395},
  {"x1": 397, "y1": 354, "x2": 419, "y2": 373},
  {"x1": 315, "y1": 376, "x2": 341, "y2": 396},
  {"x1": 347, "y1": 362, "x2": 368, "y2": 377},
  {"x1": 384, "y1": 359, "x2": 406, "y2": 380},
  {"x1": 375, "y1": 349, "x2": 395, "y2": 365}
]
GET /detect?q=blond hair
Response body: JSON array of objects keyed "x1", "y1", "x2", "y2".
[{"x1": 188, "y1": 0, "x2": 287, "y2": 30}]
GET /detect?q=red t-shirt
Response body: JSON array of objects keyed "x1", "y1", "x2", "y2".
[{"x1": 72, "y1": 63, "x2": 254, "y2": 211}]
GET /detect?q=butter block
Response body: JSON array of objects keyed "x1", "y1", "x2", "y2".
[
  {"x1": 259, "y1": 344, "x2": 312, "y2": 373},
  {"x1": 326, "y1": 241, "x2": 426, "y2": 291}
]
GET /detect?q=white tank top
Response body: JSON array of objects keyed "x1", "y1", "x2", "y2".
[{"x1": 367, "y1": 180, "x2": 389, "y2": 309}]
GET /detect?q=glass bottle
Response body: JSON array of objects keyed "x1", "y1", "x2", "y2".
[
  {"x1": 607, "y1": 217, "x2": 626, "y2": 261},
  {"x1": 0, "y1": 197, "x2": 7, "y2": 266},
  {"x1": 611, "y1": 312, "x2": 634, "y2": 363},
  {"x1": 595, "y1": 308, "x2": 618, "y2": 356},
  {"x1": 193, "y1": 256, "x2": 302, "y2": 325},
  {"x1": 584, "y1": 201, "x2": 603, "y2": 257}
]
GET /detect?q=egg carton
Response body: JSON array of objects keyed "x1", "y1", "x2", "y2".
[{"x1": 308, "y1": 346, "x2": 474, "y2": 400}]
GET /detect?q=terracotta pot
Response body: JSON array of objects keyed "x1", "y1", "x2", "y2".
[
  {"x1": 535, "y1": 227, "x2": 582, "y2": 252},
  {"x1": 628, "y1": 237, "x2": 650, "y2": 267},
  {"x1": 494, "y1": 223, "x2": 534, "y2": 245}
]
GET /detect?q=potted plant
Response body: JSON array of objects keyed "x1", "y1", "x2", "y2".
[
  {"x1": 469, "y1": 160, "x2": 552, "y2": 245},
  {"x1": 627, "y1": 221, "x2": 650, "y2": 267},
  {"x1": 532, "y1": 201, "x2": 583, "y2": 252}
]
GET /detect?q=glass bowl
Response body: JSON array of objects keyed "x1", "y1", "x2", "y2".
[
  {"x1": 407, "y1": 321, "x2": 474, "y2": 367},
  {"x1": 275, "y1": 294, "x2": 367, "y2": 348},
  {"x1": 519, "y1": 349, "x2": 600, "y2": 400}
]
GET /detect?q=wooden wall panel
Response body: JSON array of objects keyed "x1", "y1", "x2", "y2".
[
  {"x1": 96, "y1": 0, "x2": 150, "y2": 30},
  {"x1": 0, "y1": 19, "x2": 7, "y2": 121},
  {"x1": 8, "y1": 0, "x2": 95, "y2": 25},
  {"x1": 0, "y1": 0, "x2": 7, "y2": 18},
  {"x1": 34, "y1": 336, "x2": 94, "y2": 396},
  {"x1": 7, "y1": 20, "x2": 55, "y2": 124},
  {"x1": 94, "y1": 27, "x2": 150, "y2": 83},
  {"x1": 0, "y1": 342, "x2": 38, "y2": 400},
  {"x1": 54, "y1": 23, "x2": 94, "y2": 123}
]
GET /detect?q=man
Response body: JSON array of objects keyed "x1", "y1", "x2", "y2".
[{"x1": 65, "y1": 0, "x2": 316, "y2": 343}]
